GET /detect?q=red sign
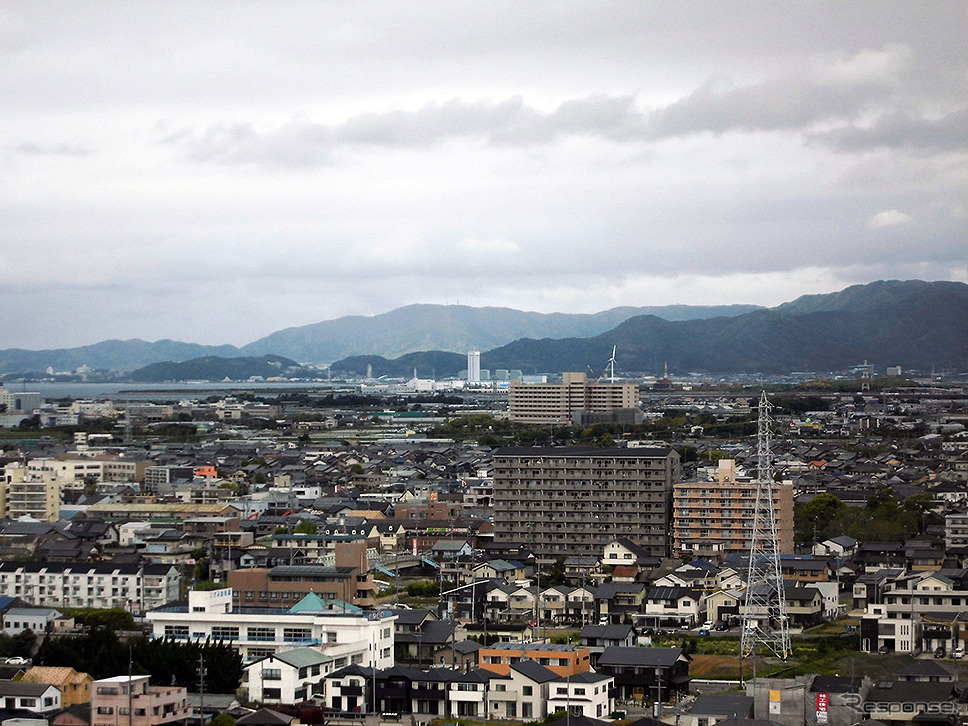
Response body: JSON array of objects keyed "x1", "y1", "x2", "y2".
[{"x1": 816, "y1": 693, "x2": 828, "y2": 712}]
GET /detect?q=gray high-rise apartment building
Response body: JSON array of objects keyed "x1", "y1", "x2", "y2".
[{"x1": 492, "y1": 446, "x2": 680, "y2": 561}]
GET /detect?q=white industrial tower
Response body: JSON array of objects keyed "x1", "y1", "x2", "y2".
[
  {"x1": 467, "y1": 350, "x2": 481, "y2": 383},
  {"x1": 740, "y1": 391, "x2": 791, "y2": 662}
]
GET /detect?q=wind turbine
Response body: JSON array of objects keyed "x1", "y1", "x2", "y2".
[{"x1": 597, "y1": 346, "x2": 617, "y2": 383}]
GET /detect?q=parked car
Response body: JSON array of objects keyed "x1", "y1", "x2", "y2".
[
  {"x1": 952, "y1": 647, "x2": 965, "y2": 659},
  {"x1": 934, "y1": 646, "x2": 946, "y2": 659},
  {"x1": 877, "y1": 645, "x2": 890, "y2": 654}
]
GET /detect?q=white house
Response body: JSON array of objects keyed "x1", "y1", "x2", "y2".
[
  {"x1": 0, "y1": 681, "x2": 61, "y2": 714},
  {"x1": 2, "y1": 607, "x2": 61, "y2": 635},
  {"x1": 446, "y1": 670, "x2": 489, "y2": 719},
  {"x1": 488, "y1": 661, "x2": 557, "y2": 721},
  {"x1": 325, "y1": 663, "x2": 375, "y2": 713},
  {"x1": 545, "y1": 671, "x2": 614, "y2": 720},
  {"x1": 244, "y1": 647, "x2": 331, "y2": 705}
]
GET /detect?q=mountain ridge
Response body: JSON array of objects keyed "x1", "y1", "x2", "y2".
[
  {"x1": 328, "y1": 280, "x2": 968, "y2": 376},
  {"x1": 0, "y1": 302, "x2": 760, "y2": 374}
]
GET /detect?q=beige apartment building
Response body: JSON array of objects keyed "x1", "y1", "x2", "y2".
[
  {"x1": 492, "y1": 446, "x2": 680, "y2": 560},
  {"x1": 1, "y1": 464, "x2": 60, "y2": 521},
  {"x1": 672, "y1": 459, "x2": 795, "y2": 557},
  {"x1": 508, "y1": 372, "x2": 640, "y2": 425}
]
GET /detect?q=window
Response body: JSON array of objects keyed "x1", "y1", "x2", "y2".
[
  {"x1": 263, "y1": 688, "x2": 281, "y2": 700},
  {"x1": 263, "y1": 668, "x2": 282, "y2": 681},
  {"x1": 284, "y1": 627, "x2": 312, "y2": 642},
  {"x1": 164, "y1": 625, "x2": 189, "y2": 638},
  {"x1": 523, "y1": 686, "x2": 533, "y2": 696},
  {"x1": 522, "y1": 703, "x2": 533, "y2": 719},
  {"x1": 96, "y1": 707, "x2": 114, "y2": 715},
  {"x1": 574, "y1": 688, "x2": 585, "y2": 695},
  {"x1": 494, "y1": 684, "x2": 506, "y2": 692},
  {"x1": 247, "y1": 627, "x2": 275, "y2": 642},
  {"x1": 212, "y1": 626, "x2": 239, "y2": 640}
]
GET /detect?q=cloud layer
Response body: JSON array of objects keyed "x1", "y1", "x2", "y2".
[{"x1": 0, "y1": 2, "x2": 965, "y2": 350}]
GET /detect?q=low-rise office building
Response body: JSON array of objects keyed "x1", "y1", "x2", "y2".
[{"x1": 145, "y1": 588, "x2": 395, "y2": 666}]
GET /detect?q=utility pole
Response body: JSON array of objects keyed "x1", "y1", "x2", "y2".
[
  {"x1": 198, "y1": 652, "x2": 205, "y2": 726},
  {"x1": 128, "y1": 646, "x2": 133, "y2": 726}
]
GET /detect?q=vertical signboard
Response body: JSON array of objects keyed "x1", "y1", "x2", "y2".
[
  {"x1": 816, "y1": 692, "x2": 828, "y2": 724},
  {"x1": 769, "y1": 690, "x2": 781, "y2": 715}
]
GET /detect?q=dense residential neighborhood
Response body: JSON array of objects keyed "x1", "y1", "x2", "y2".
[{"x1": 0, "y1": 376, "x2": 965, "y2": 726}]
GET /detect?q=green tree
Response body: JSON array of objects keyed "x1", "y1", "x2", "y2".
[
  {"x1": 209, "y1": 714, "x2": 237, "y2": 726},
  {"x1": 294, "y1": 518, "x2": 318, "y2": 535},
  {"x1": 796, "y1": 493, "x2": 846, "y2": 544}
]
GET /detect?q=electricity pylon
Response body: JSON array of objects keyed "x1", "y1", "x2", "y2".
[{"x1": 740, "y1": 391, "x2": 791, "y2": 661}]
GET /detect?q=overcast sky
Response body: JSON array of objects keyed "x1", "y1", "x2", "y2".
[{"x1": 2, "y1": 1, "x2": 966, "y2": 349}]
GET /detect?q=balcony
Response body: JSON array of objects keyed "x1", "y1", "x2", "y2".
[{"x1": 411, "y1": 687, "x2": 445, "y2": 700}]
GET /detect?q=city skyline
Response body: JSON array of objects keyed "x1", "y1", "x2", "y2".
[{"x1": 2, "y1": 2, "x2": 966, "y2": 349}]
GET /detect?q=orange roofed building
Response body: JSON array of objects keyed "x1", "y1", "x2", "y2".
[
  {"x1": 21, "y1": 666, "x2": 92, "y2": 707},
  {"x1": 478, "y1": 642, "x2": 590, "y2": 676}
]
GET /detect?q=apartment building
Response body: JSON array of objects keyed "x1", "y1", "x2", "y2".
[
  {"x1": 145, "y1": 588, "x2": 396, "y2": 665},
  {"x1": 23, "y1": 456, "x2": 146, "y2": 489},
  {"x1": 945, "y1": 511, "x2": 968, "y2": 549},
  {"x1": 507, "y1": 372, "x2": 639, "y2": 425},
  {"x1": 0, "y1": 562, "x2": 179, "y2": 613},
  {"x1": 1, "y1": 464, "x2": 60, "y2": 520},
  {"x1": 229, "y1": 542, "x2": 378, "y2": 609},
  {"x1": 492, "y1": 446, "x2": 679, "y2": 560},
  {"x1": 90, "y1": 675, "x2": 189, "y2": 726},
  {"x1": 144, "y1": 466, "x2": 194, "y2": 493},
  {"x1": 671, "y1": 459, "x2": 794, "y2": 557}
]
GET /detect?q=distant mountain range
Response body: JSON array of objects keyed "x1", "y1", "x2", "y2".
[
  {"x1": 0, "y1": 303, "x2": 759, "y2": 374},
  {"x1": 126, "y1": 355, "x2": 311, "y2": 383},
  {"x1": 1, "y1": 281, "x2": 965, "y2": 380},
  {"x1": 0, "y1": 339, "x2": 241, "y2": 378},
  {"x1": 329, "y1": 280, "x2": 968, "y2": 377}
]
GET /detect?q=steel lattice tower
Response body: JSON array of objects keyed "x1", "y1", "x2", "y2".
[{"x1": 740, "y1": 391, "x2": 791, "y2": 660}]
